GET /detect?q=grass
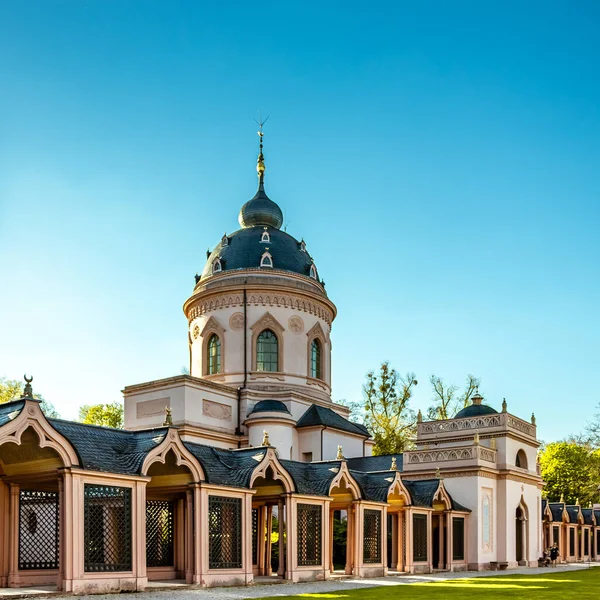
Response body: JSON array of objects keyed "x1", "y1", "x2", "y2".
[{"x1": 256, "y1": 567, "x2": 600, "y2": 600}]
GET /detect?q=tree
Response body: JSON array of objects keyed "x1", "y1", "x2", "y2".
[
  {"x1": 362, "y1": 362, "x2": 417, "y2": 455},
  {"x1": 78, "y1": 402, "x2": 124, "y2": 429},
  {"x1": 584, "y1": 402, "x2": 600, "y2": 449},
  {"x1": 427, "y1": 374, "x2": 480, "y2": 420},
  {"x1": 0, "y1": 376, "x2": 60, "y2": 418},
  {"x1": 539, "y1": 441, "x2": 600, "y2": 505}
]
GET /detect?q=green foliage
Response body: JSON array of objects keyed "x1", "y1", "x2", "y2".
[
  {"x1": 539, "y1": 441, "x2": 600, "y2": 505},
  {"x1": 427, "y1": 374, "x2": 480, "y2": 420},
  {"x1": 0, "y1": 376, "x2": 60, "y2": 418},
  {"x1": 362, "y1": 362, "x2": 417, "y2": 455},
  {"x1": 78, "y1": 402, "x2": 124, "y2": 429}
]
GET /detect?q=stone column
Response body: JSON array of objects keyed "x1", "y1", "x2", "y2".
[
  {"x1": 396, "y1": 511, "x2": 404, "y2": 572},
  {"x1": 405, "y1": 508, "x2": 413, "y2": 573},
  {"x1": 445, "y1": 512, "x2": 453, "y2": 571},
  {"x1": 329, "y1": 509, "x2": 334, "y2": 572},
  {"x1": 265, "y1": 505, "x2": 273, "y2": 576},
  {"x1": 438, "y1": 514, "x2": 445, "y2": 569},
  {"x1": 185, "y1": 490, "x2": 194, "y2": 583},
  {"x1": 345, "y1": 506, "x2": 354, "y2": 575},
  {"x1": 192, "y1": 485, "x2": 202, "y2": 584},
  {"x1": 277, "y1": 499, "x2": 285, "y2": 577},
  {"x1": 390, "y1": 514, "x2": 397, "y2": 569},
  {"x1": 8, "y1": 484, "x2": 19, "y2": 587}
]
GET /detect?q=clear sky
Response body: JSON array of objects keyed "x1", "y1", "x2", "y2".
[{"x1": 1, "y1": 1, "x2": 598, "y2": 442}]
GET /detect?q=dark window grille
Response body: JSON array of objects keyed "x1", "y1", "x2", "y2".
[
  {"x1": 553, "y1": 526, "x2": 560, "y2": 545},
  {"x1": 310, "y1": 339, "x2": 322, "y2": 379},
  {"x1": 297, "y1": 504, "x2": 322, "y2": 566},
  {"x1": 452, "y1": 517, "x2": 465, "y2": 561},
  {"x1": 208, "y1": 334, "x2": 221, "y2": 374},
  {"x1": 256, "y1": 330, "x2": 278, "y2": 372},
  {"x1": 84, "y1": 485, "x2": 132, "y2": 572},
  {"x1": 584, "y1": 530, "x2": 589, "y2": 556},
  {"x1": 252, "y1": 508, "x2": 258, "y2": 566},
  {"x1": 569, "y1": 528, "x2": 575, "y2": 556},
  {"x1": 19, "y1": 490, "x2": 59, "y2": 570},
  {"x1": 209, "y1": 496, "x2": 242, "y2": 569},
  {"x1": 413, "y1": 514, "x2": 428, "y2": 562},
  {"x1": 363, "y1": 509, "x2": 382, "y2": 564},
  {"x1": 597, "y1": 531, "x2": 600, "y2": 554},
  {"x1": 146, "y1": 500, "x2": 174, "y2": 567}
]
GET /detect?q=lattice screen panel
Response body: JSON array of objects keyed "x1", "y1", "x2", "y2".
[
  {"x1": 19, "y1": 490, "x2": 59, "y2": 570},
  {"x1": 452, "y1": 517, "x2": 465, "y2": 560},
  {"x1": 84, "y1": 484, "x2": 132, "y2": 572},
  {"x1": 208, "y1": 496, "x2": 242, "y2": 569},
  {"x1": 297, "y1": 504, "x2": 322, "y2": 566},
  {"x1": 363, "y1": 509, "x2": 382, "y2": 564},
  {"x1": 413, "y1": 514, "x2": 428, "y2": 562},
  {"x1": 146, "y1": 500, "x2": 175, "y2": 567},
  {"x1": 251, "y1": 508, "x2": 258, "y2": 566}
]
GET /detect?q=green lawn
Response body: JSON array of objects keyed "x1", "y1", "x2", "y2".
[{"x1": 257, "y1": 567, "x2": 600, "y2": 600}]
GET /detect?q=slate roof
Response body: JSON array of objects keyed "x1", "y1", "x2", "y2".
[
  {"x1": 184, "y1": 443, "x2": 267, "y2": 489},
  {"x1": 0, "y1": 400, "x2": 25, "y2": 427},
  {"x1": 202, "y1": 226, "x2": 320, "y2": 283},
  {"x1": 581, "y1": 508, "x2": 594, "y2": 526},
  {"x1": 351, "y1": 470, "x2": 395, "y2": 503},
  {"x1": 455, "y1": 404, "x2": 498, "y2": 419},
  {"x1": 548, "y1": 503, "x2": 565, "y2": 521},
  {"x1": 280, "y1": 460, "x2": 341, "y2": 496},
  {"x1": 248, "y1": 400, "x2": 291, "y2": 415},
  {"x1": 296, "y1": 405, "x2": 370, "y2": 438},
  {"x1": 595, "y1": 510, "x2": 600, "y2": 525},
  {"x1": 346, "y1": 454, "x2": 403, "y2": 473},
  {"x1": 566, "y1": 505, "x2": 581, "y2": 523},
  {"x1": 50, "y1": 419, "x2": 168, "y2": 474}
]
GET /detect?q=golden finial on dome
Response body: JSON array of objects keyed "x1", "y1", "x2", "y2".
[{"x1": 255, "y1": 115, "x2": 269, "y2": 185}]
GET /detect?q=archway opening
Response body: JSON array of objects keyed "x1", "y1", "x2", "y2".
[
  {"x1": 0, "y1": 427, "x2": 67, "y2": 589},
  {"x1": 431, "y1": 495, "x2": 450, "y2": 571},
  {"x1": 329, "y1": 478, "x2": 358, "y2": 576},
  {"x1": 386, "y1": 490, "x2": 408, "y2": 572},
  {"x1": 515, "y1": 505, "x2": 527, "y2": 564},
  {"x1": 251, "y1": 467, "x2": 288, "y2": 579},
  {"x1": 145, "y1": 450, "x2": 195, "y2": 583}
]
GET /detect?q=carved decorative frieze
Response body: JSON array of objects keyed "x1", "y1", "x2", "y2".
[
  {"x1": 418, "y1": 412, "x2": 536, "y2": 439},
  {"x1": 187, "y1": 292, "x2": 334, "y2": 325},
  {"x1": 406, "y1": 445, "x2": 497, "y2": 464},
  {"x1": 202, "y1": 399, "x2": 232, "y2": 421}
]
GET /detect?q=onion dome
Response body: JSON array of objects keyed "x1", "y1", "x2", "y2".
[
  {"x1": 455, "y1": 388, "x2": 498, "y2": 418},
  {"x1": 238, "y1": 125, "x2": 283, "y2": 229}
]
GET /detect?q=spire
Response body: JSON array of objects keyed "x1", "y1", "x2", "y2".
[{"x1": 256, "y1": 118, "x2": 267, "y2": 190}]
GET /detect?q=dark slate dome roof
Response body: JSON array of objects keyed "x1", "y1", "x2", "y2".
[
  {"x1": 201, "y1": 226, "x2": 319, "y2": 281},
  {"x1": 248, "y1": 400, "x2": 291, "y2": 415},
  {"x1": 454, "y1": 404, "x2": 498, "y2": 419}
]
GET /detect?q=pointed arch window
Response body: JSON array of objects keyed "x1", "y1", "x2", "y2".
[
  {"x1": 309, "y1": 264, "x2": 317, "y2": 279},
  {"x1": 260, "y1": 252, "x2": 273, "y2": 268},
  {"x1": 261, "y1": 230, "x2": 270, "y2": 243},
  {"x1": 207, "y1": 334, "x2": 221, "y2": 374},
  {"x1": 310, "y1": 338, "x2": 322, "y2": 379},
  {"x1": 212, "y1": 258, "x2": 222, "y2": 274},
  {"x1": 256, "y1": 329, "x2": 278, "y2": 372}
]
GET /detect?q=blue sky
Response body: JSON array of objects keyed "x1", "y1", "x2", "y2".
[{"x1": 1, "y1": 1, "x2": 598, "y2": 442}]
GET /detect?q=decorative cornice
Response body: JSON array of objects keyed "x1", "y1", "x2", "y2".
[{"x1": 122, "y1": 374, "x2": 237, "y2": 398}]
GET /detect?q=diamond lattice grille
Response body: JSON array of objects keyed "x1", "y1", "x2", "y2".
[
  {"x1": 452, "y1": 517, "x2": 465, "y2": 560},
  {"x1": 297, "y1": 504, "x2": 322, "y2": 566},
  {"x1": 84, "y1": 484, "x2": 132, "y2": 572},
  {"x1": 146, "y1": 500, "x2": 175, "y2": 567},
  {"x1": 208, "y1": 496, "x2": 242, "y2": 569},
  {"x1": 19, "y1": 490, "x2": 59, "y2": 570},
  {"x1": 413, "y1": 514, "x2": 428, "y2": 562},
  {"x1": 251, "y1": 508, "x2": 258, "y2": 566},
  {"x1": 363, "y1": 509, "x2": 382, "y2": 563}
]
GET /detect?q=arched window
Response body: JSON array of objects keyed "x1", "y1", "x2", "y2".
[
  {"x1": 310, "y1": 338, "x2": 322, "y2": 379},
  {"x1": 261, "y1": 230, "x2": 270, "y2": 243},
  {"x1": 309, "y1": 264, "x2": 317, "y2": 279},
  {"x1": 260, "y1": 252, "x2": 273, "y2": 268},
  {"x1": 212, "y1": 258, "x2": 222, "y2": 274},
  {"x1": 256, "y1": 329, "x2": 278, "y2": 372},
  {"x1": 207, "y1": 334, "x2": 221, "y2": 374},
  {"x1": 516, "y1": 449, "x2": 528, "y2": 470}
]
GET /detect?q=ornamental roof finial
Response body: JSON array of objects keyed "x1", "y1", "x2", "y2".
[
  {"x1": 560, "y1": 492, "x2": 565, "y2": 503},
  {"x1": 21, "y1": 374, "x2": 34, "y2": 399},
  {"x1": 255, "y1": 115, "x2": 269, "y2": 190},
  {"x1": 163, "y1": 406, "x2": 173, "y2": 427},
  {"x1": 336, "y1": 445, "x2": 344, "y2": 460},
  {"x1": 390, "y1": 457, "x2": 398, "y2": 471},
  {"x1": 262, "y1": 430, "x2": 271, "y2": 446},
  {"x1": 417, "y1": 409, "x2": 423, "y2": 423},
  {"x1": 502, "y1": 398, "x2": 507, "y2": 413},
  {"x1": 435, "y1": 467, "x2": 441, "y2": 479},
  {"x1": 471, "y1": 386, "x2": 483, "y2": 405},
  {"x1": 531, "y1": 412, "x2": 536, "y2": 425}
]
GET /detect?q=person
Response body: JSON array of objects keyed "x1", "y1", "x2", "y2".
[{"x1": 550, "y1": 544, "x2": 559, "y2": 567}]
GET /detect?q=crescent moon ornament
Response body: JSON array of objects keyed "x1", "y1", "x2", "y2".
[{"x1": 24, "y1": 374, "x2": 33, "y2": 383}]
